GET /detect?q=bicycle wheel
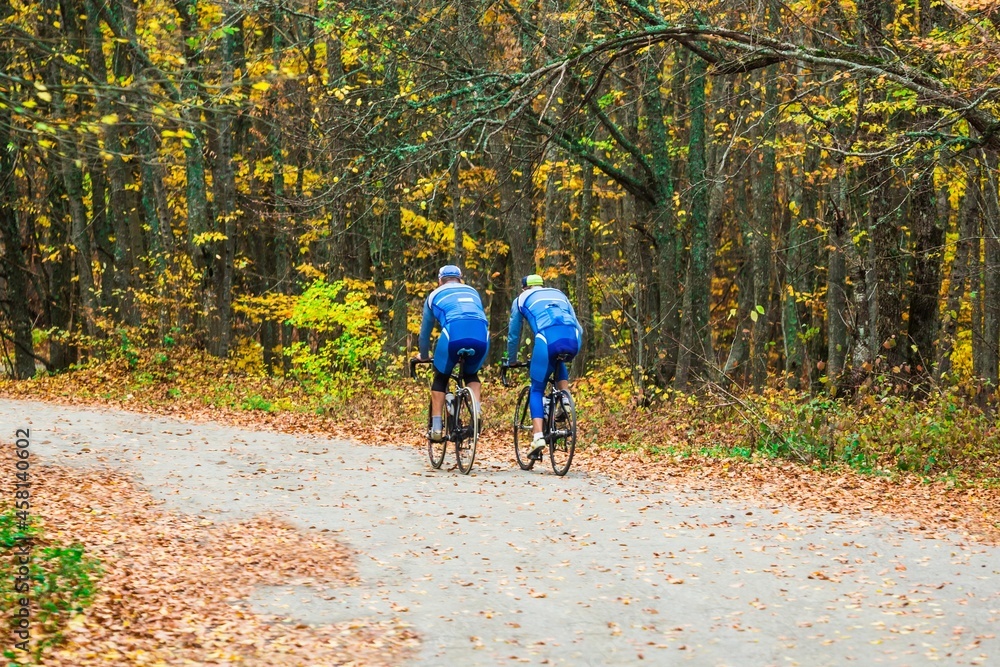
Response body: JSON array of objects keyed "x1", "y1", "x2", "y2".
[
  {"x1": 548, "y1": 389, "x2": 576, "y2": 476},
  {"x1": 513, "y1": 385, "x2": 535, "y2": 470},
  {"x1": 454, "y1": 388, "x2": 479, "y2": 474},
  {"x1": 427, "y1": 399, "x2": 447, "y2": 469}
]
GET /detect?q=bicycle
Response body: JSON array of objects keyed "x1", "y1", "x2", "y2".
[
  {"x1": 410, "y1": 350, "x2": 480, "y2": 474},
  {"x1": 500, "y1": 356, "x2": 577, "y2": 476}
]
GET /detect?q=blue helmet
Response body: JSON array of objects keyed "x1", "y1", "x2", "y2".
[{"x1": 438, "y1": 264, "x2": 462, "y2": 279}]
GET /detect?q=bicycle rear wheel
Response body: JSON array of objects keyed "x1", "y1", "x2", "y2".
[
  {"x1": 427, "y1": 400, "x2": 447, "y2": 469},
  {"x1": 454, "y1": 388, "x2": 479, "y2": 474},
  {"x1": 513, "y1": 385, "x2": 535, "y2": 470},
  {"x1": 548, "y1": 389, "x2": 576, "y2": 476}
]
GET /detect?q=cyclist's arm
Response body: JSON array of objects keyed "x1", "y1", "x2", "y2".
[
  {"x1": 418, "y1": 298, "x2": 435, "y2": 359},
  {"x1": 506, "y1": 299, "x2": 523, "y2": 362}
]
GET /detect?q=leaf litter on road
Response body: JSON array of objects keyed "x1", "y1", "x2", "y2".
[
  {"x1": 5, "y1": 382, "x2": 999, "y2": 547},
  {"x1": 20, "y1": 463, "x2": 418, "y2": 666}
]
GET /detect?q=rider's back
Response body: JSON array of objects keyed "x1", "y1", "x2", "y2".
[
  {"x1": 514, "y1": 287, "x2": 579, "y2": 332},
  {"x1": 426, "y1": 283, "x2": 487, "y2": 327}
]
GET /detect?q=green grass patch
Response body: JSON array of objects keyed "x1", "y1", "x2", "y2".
[
  {"x1": 746, "y1": 388, "x2": 1000, "y2": 477},
  {"x1": 240, "y1": 394, "x2": 274, "y2": 412},
  {"x1": 1, "y1": 508, "x2": 102, "y2": 664}
]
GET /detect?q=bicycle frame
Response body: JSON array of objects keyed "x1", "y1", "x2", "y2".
[
  {"x1": 501, "y1": 356, "x2": 577, "y2": 475},
  {"x1": 410, "y1": 355, "x2": 469, "y2": 435},
  {"x1": 410, "y1": 350, "x2": 480, "y2": 473},
  {"x1": 502, "y1": 366, "x2": 560, "y2": 425}
]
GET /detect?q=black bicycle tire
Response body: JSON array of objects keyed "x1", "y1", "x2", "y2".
[
  {"x1": 454, "y1": 388, "x2": 478, "y2": 474},
  {"x1": 548, "y1": 389, "x2": 576, "y2": 476},
  {"x1": 427, "y1": 399, "x2": 447, "y2": 469},
  {"x1": 513, "y1": 385, "x2": 535, "y2": 470}
]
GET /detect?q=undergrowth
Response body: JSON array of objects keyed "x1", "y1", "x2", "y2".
[
  {"x1": 3, "y1": 343, "x2": 999, "y2": 482},
  {"x1": 746, "y1": 388, "x2": 999, "y2": 479},
  {"x1": 1, "y1": 508, "x2": 102, "y2": 664}
]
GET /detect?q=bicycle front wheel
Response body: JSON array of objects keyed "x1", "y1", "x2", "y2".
[
  {"x1": 548, "y1": 389, "x2": 576, "y2": 476},
  {"x1": 427, "y1": 400, "x2": 447, "y2": 469},
  {"x1": 454, "y1": 389, "x2": 479, "y2": 474},
  {"x1": 513, "y1": 385, "x2": 535, "y2": 470}
]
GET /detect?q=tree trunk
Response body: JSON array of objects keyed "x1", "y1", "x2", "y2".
[
  {"x1": 906, "y1": 166, "x2": 945, "y2": 378},
  {"x1": 644, "y1": 49, "x2": 680, "y2": 382},
  {"x1": 723, "y1": 163, "x2": 753, "y2": 384},
  {"x1": 674, "y1": 56, "x2": 710, "y2": 389},
  {"x1": 62, "y1": 150, "x2": 98, "y2": 338},
  {"x1": 782, "y1": 149, "x2": 815, "y2": 390},
  {"x1": 750, "y1": 60, "x2": 779, "y2": 390},
  {"x1": 451, "y1": 157, "x2": 465, "y2": 270},
  {"x1": 800, "y1": 148, "x2": 824, "y2": 389},
  {"x1": 206, "y1": 9, "x2": 241, "y2": 357},
  {"x1": 135, "y1": 123, "x2": 172, "y2": 259},
  {"x1": 981, "y1": 151, "x2": 1000, "y2": 388},
  {"x1": 782, "y1": 211, "x2": 804, "y2": 390},
  {"x1": 45, "y1": 170, "x2": 76, "y2": 370},
  {"x1": 827, "y1": 166, "x2": 849, "y2": 383},
  {"x1": 936, "y1": 176, "x2": 978, "y2": 380},
  {"x1": 0, "y1": 108, "x2": 37, "y2": 378},
  {"x1": 386, "y1": 197, "x2": 408, "y2": 355},
  {"x1": 105, "y1": 136, "x2": 140, "y2": 326},
  {"x1": 260, "y1": 225, "x2": 280, "y2": 375},
  {"x1": 972, "y1": 205, "x2": 986, "y2": 382},
  {"x1": 869, "y1": 165, "x2": 905, "y2": 377},
  {"x1": 102, "y1": 1, "x2": 140, "y2": 326},
  {"x1": 573, "y1": 160, "x2": 596, "y2": 376},
  {"x1": 541, "y1": 155, "x2": 567, "y2": 292},
  {"x1": 845, "y1": 207, "x2": 872, "y2": 379},
  {"x1": 175, "y1": 0, "x2": 212, "y2": 338},
  {"x1": 39, "y1": 11, "x2": 97, "y2": 340},
  {"x1": 84, "y1": 0, "x2": 116, "y2": 310},
  {"x1": 486, "y1": 217, "x2": 511, "y2": 366},
  {"x1": 501, "y1": 136, "x2": 536, "y2": 282}
]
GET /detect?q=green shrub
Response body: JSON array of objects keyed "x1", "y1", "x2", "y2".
[
  {"x1": 114, "y1": 330, "x2": 140, "y2": 370},
  {"x1": 0, "y1": 508, "x2": 101, "y2": 663},
  {"x1": 241, "y1": 394, "x2": 273, "y2": 412},
  {"x1": 283, "y1": 279, "x2": 383, "y2": 396},
  {"x1": 750, "y1": 387, "x2": 999, "y2": 475}
]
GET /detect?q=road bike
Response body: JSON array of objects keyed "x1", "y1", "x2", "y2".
[
  {"x1": 500, "y1": 356, "x2": 577, "y2": 476},
  {"x1": 410, "y1": 350, "x2": 479, "y2": 474}
]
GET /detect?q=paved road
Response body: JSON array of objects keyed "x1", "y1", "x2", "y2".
[{"x1": 5, "y1": 399, "x2": 999, "y2": 666}]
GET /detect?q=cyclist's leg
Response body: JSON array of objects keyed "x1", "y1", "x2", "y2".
[
  {"x1": 430, "y1": 327, "x2": 456, "y2": 435},
  {"x1": 452, "y1": 320, "x2": 488, "y2": 407},
  {"x1": 548, "y1": 325, "x2": 580, "y2": 391},
  {"x1": 554, "y1": 367, "x2": 569, "y2": 392},
  {"x1": 528, "y1": 333, "x2": 554, "y2": 437}
]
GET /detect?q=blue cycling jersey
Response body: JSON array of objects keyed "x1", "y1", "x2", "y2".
[
  {"x1": 419, "y1": 282, "x2": 488, "y2": 358},
  {"x1": 507, "y1": 287, "x2": 582, "y2": 362}
]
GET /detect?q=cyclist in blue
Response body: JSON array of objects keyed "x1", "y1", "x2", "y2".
[
  {"x1": 506, "y1": 274, "x2": 582, "y2": 460},
  {"x1": 418, "y1": 265, "x2": 489, "y2": 442}
]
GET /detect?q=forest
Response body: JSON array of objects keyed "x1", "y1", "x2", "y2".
[
  {"x1": 6, "y1": 2, "x2": 1000, "y2": 661},
  {"x1": 2, "y1": 0, "x2": 1000, "y2": 415}
]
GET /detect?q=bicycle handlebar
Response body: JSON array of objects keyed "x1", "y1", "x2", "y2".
[
  {"x1": 409, "y1": 357, "x2": 433, "y2": 379},
  {"x1": 499, "y1": 361, "x2": 528, "y2": 388}
]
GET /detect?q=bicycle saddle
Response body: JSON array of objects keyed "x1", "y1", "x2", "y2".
[{"x1": 457, "y1": 348, "x2": 476, "y2": 357}]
